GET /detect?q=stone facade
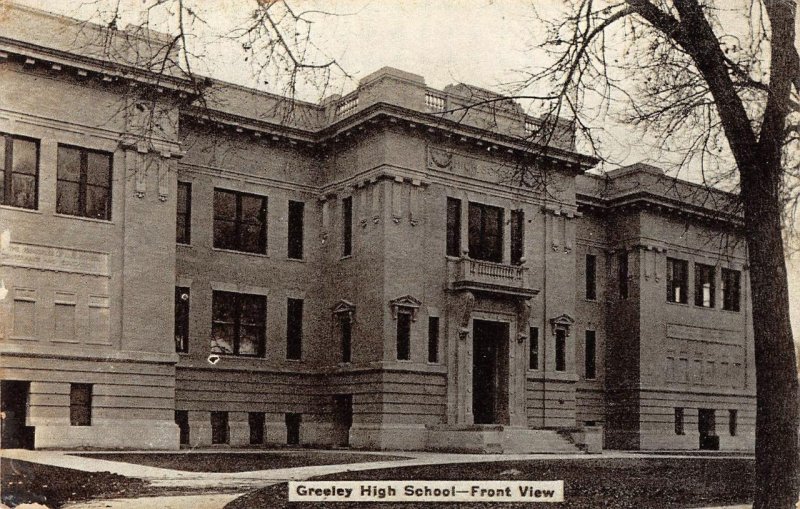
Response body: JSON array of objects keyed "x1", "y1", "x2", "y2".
[{"x1": 0, "y1": 4, "x2": 754, "y2": 452}]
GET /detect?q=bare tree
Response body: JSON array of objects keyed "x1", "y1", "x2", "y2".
[{"x1": 510, "y1": 1, "x2": 799, "y2": 507}]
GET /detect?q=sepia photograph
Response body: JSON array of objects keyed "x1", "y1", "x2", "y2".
[{"x1": 0, "y1": 0, "x2": 799, "y2": 507}]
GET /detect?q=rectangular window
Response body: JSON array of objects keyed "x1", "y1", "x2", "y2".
[
  {"x1": 667, "y1": 258, "x2": 689, "y2": 303},
  {"x1": 340, "y1": 315, "x2": 352, "y2": 363},
  {"x1": 468, "y1": 202, "x2": 504, "y2": 262},
  {"x1": 286, "y1": 413, "x2": 301, "y2": 445},
  {"x1": 585, "y1": 254, "x2": 597, "y2": 300},
  {"x1": 1, "y1": 134, "x2": 39, "y2": 210},
  {"x1": 249, "y1": 412, "x2": 265, "y2": 445},
  {"x1": 57, "y1": 145, "x2": 112, "y2": 220},
  {"x1": 695, "y1": 263, "x2": 716, "y2": 307},
  {"x1": 175, "y1": 410, "x2": 189, "y2": 445},
  {"x1": 286, "y1": 298, "x2": 303, "y2": 360},
  {"x1": 510, "y1": 209, "x2": 524, "y2": 265},
  {"x1": 210, "y1": 411, "x2": 229, "y2": 445},
  {"x1": 342, "y1": 196, "x2": 353, "y2": 257},
  {"x1": 618, "y1": 252, "x2": 629, "y2": 299},
  {"x1": 213, "y1": 189, "x2": 267, "y2": 253},
  {"x1": 211, "y1": 291, "x2": 266, "y2": 357},
  {"x1": 69, "y1": 383, "x2": 92, "y2": 426},
  {"x1": 585, "y1": 330, "x2": 596, "y2": 379},
  {"x1": 176, "y1": 182, "x2": 191, "y2": 244},
  {"x1": 675, "y1": 407, "x2": 685, "y2": 435},
  {"x1": 722, "y1": 268, "x2": 741, "y2": 311},
  {"x1": 396, "y1": 313, "x2": 411, "y2": 361},
  {"x1": 529, "y1": 327, "x2": 539, "y2": 370},
  {"x1": 175, "y1": 287, "x2": 190, "y2": 353},
  {"x1": 446, "y1": 197, "x2": 461, "y2": 257},
  {"x1": 729, "y1": 409, "x2": 738, "y2": 436},
  {"x1": 555, "y1": 329, "x2": 566, "y2": 372},
  {"x1": 427, "y1": 316, "x2": 440, "y2": 363},
  {"x1": 288, "y1": 200, "x2": 304, "y2": 259}
]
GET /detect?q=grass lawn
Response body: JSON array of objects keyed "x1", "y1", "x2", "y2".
[
  {"x1": 75, "y1": 451, "x2": 409, "y2": 473},
  {"x1": 1, "y1": 458, "x2": 147, "y2": 509},
  {"x1": 226, "y1": 457, "x2": 755, "y2": 509}
]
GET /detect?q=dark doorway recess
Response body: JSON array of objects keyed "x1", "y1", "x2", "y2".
[
  {"x1": 472, "y1": 320, "x2": 510, "y2": 425},
  {"x1": 698, "y1": 408, "x2": 719, "y2": 450},
  {"x1": 333, "y1": 394, "x2": 353, "y2": 447},
  {"x1": 286, "y1": 413, "x2": 301, "y2": 445},
  {"x1": 1, "y1": 381, "x2": 34, "y2": 449}
]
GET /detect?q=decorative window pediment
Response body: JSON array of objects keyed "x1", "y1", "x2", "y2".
[
  {"x1": 549, "y1": 313, "x2": 575, "y2": 336},
  {"x1": 331, "y1": 299, "x2": 356, "y2": 319},
  {"x1": 389, "y1": 295, "x2": 422, "y2": 321}
]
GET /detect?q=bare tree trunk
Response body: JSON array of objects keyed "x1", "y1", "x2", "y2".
[{"x1": 741, "y1": 159, "x2": 800, "y2": 509}]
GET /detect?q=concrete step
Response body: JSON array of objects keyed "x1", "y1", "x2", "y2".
[{"x1": 425, "y1": 426, "x2": 583, "y2": 454}]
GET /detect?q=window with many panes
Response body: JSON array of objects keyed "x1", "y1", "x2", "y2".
[
  {"x1": 211, "y1": 291, "x2": 266, "y2": 356},
  {"x1": 428, "y1": 317, "x2": 439, "y2": 363},
  {"x1": 667, "y1": 258, "x2": 689, "y2": 303},
  {"x1": 529, "y1": 327, "x2": 539, "y2": 370},
  {"x1": 286, "y1": 298, "x2": 303, "y2": 360},
  {"x1": 695, "y1": 263, "x2": 715, "y2": 308},
  {"x1": 586, "y1": 254, "x2": 597, "y2": 300},
  {"x1": 446, "y1": 197, "x2": 461, "y2": 256},
  {"x1": 176, "y1": 182, "x2": 191, "y2": 244},
  {"x1": 213, "y1": 189, "x2": 267, "y2": 253},
  {"x1": 57, "y1": 145, "x2": 112, "y2": 220},
  {"x1": 288, "y1": 200, "x2": 304, "y2": 259},
  {"x1": 722, "y1": 268, "x2": 741, "y2": 311},
  {"x1": 468, "y1": 202, "x2": 503, "y2": 262},
  {"x1": 174, "y1": 287, "x2": 190, "y2": 353},
  {"x1": 0, "y1": 134, "x2": 38, "y2": 210}
]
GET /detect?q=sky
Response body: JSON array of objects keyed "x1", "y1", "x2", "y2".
[{"x1": 15, "y1": 0, "x2": 800, "y2": 342}]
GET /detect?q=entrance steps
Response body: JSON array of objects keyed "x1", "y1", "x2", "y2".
[{"x1": 425, "y1": 425, "x2": 583, "y2": 454}]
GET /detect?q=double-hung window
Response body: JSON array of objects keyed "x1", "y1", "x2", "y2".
[
  {"x1": 695, "y1": 263, "x2": 715, "y2": 308},
  {"x1": 468, "y1": 202, "x2": 503, "y2": 262},
  {"x1": 213, "y1": 189, "x2": 267, "y2": 253},
  {"x1": 176, "y1": 182, "x2": 191, "y2": 244},
  {"x1": 1, "y1": 134, "x2": 38, "y2": 210},
  {"x1": 57, "y1": 145, "x2": 112, "y2": 220},
  {"x1": 722, "y1": 268, "x2": 741, "y2": 312},
  {"x1": 667, "y1": 258, "x2": 689, "y2": 304},
  {"x1": 211, "y1": 291, "x2": 266, "y2": 357}
]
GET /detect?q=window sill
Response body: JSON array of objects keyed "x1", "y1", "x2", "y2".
[
  {"x1": 286, "y1": 358, "x2": 304, "y2": 363},
  {"x1": 177, "y1": 242, "x2": 193, "y2": 248},
  {"x1": 584, "y1": 298, "x2": 599, "y2": 303},
  {"x1": 54, "y1": 213, "x2": 113, "y2": 225},
  {"x1": 286, "y1": 257, "x2": 306, "y2": 263},
  {"x1": 0, "y1": 204, "x2": 41, "y2": 215},
  {"x1": 721, "y1": 308, "x2": 742, "y2": 314},
  {"x1": 212, "y1": 247, "x2": 269, "y2": 259},
  {"x1": 666, "y1": 300, "x2": 690, "y2": 307},
  {"x1": 340, "y1": 255, "x2": 352, "y2": 261}
]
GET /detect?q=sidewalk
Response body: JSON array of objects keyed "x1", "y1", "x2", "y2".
[{"x1": 1, "y1": 449, "x2": 760, "y2": 509}]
